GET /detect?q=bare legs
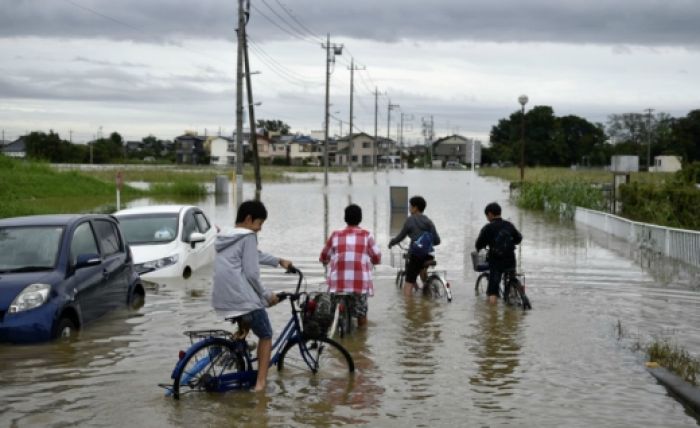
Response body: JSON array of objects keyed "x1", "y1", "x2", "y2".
[{"x1": 254, "y1": 338, "x2": 272, "y2": 392}]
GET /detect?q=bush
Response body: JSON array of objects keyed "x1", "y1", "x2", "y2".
[
  {"x1": 619, "y1": 182, "x2": 700, "y2": 230},
  {"x1": 516, "y1": 180, "x2": 606, "y2": 217}
]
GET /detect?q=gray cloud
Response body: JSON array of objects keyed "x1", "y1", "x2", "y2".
[{"x1": 1, "y1": 0, "x2": 699, "y2": 46}]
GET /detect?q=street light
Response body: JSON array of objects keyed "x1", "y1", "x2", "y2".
[{"x1": 518, "y1": 94, "x2": 528, "y2": 182}]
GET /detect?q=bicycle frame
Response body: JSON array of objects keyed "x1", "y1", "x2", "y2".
[{"x1": 165, "y1": 268, "x2": 327, "y2": 396}]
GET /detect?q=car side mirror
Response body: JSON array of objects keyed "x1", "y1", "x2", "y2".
[
  {"x1": 189, "y1": 232, "x2": 205, "y2": 248},
  {"x1": 75, "y1": 253, "x2": 101, "y2": 269}
]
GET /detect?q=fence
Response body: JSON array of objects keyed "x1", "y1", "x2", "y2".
[{"x1": 574, "y1": 207, "x2": 700, "y2": 267}]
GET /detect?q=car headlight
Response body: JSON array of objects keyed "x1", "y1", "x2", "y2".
[
  {"x1": 9, "y1": 283, "x2": 51, "y2": 314},
  {"x1": 135, "y1": 255, "x2": 179, "y2": 274}
]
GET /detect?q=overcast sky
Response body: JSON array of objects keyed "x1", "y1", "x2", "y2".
[{"x1": 1, "y1": 0, "x2": 699, "y2": 144}]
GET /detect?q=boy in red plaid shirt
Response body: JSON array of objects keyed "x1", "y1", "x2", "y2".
[{"x1": 319, "y1": 204, "x2": 382, "y2": 327}]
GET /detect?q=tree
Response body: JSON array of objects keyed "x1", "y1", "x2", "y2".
[
  {"x1": 489, "y1": 106, "x2": 609, "y2": 166},
  {"x1": 671, "y1": 110, "x2": 700, "y2": 163},
  {"x1": 256, "y1": 119, "x2": 290, "y2": 135}
]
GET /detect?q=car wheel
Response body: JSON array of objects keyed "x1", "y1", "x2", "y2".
[
  {"x1": 55, "y1": 317, "x2": 78, "y2": 340},
  {"x1": 128, "y1": 287, "x2": 145, "y2": 310}
]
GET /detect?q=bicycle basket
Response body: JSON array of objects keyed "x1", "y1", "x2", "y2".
[
  {"x1": 301, "y1": 292, "x2": 334, "y2": 339},
  {"x1": 390, "y1": 250, "x2": 408, "y2": 268},
  {"x1": 471, "y1": 251, "x2": 489, "y2": 272}
]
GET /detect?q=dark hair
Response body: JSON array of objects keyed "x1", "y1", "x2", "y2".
[
  {"x1": 409, "y1": 196, "x2": 426, "y2": 212},
  {"x1": 344, "y1": 204, "x2": 362, "y2": 226},
  {"x1": 484, "y1": 202, "x2": 501, "y2": 216},
  {"x1": 236, "y1": 200, "x2": 268, "y2": 223}
]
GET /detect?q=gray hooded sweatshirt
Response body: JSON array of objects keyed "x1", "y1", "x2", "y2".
[
  {"x1": 212, "y1": 227, "x2": 280, "y2": 318},
  {"x1": 388, "y1": 213, "x2": 441, "y2": 248}
]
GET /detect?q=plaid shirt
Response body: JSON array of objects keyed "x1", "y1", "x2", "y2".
[{"x1": 319, "y1": 226, "x2": 382, "y2": 295}]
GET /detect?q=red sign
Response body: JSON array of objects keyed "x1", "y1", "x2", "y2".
[{"x1": 116, "y1": 171, "x2": 123, "y2": 191}]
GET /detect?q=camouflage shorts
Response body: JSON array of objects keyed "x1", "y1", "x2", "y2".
[{"x1": 332, "y1": 293, "x2": 368, "y2": 318}]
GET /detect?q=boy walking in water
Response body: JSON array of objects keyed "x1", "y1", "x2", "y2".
[
  {"x1": 320, "y1": 204, "x2": 381, "y2": 327},
  {"x1": 475, "y1": 202, "x2": 522, "y2": 305},
  {"x1": 212, "y1": 200, "x2": 293, "y2": 392},
  {"x1": 388, "y1": 195, "x2": 441, "y2": 296}
]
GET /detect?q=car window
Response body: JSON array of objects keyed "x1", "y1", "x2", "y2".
[
  {"x1": 0, "y1": 226, "x2": 63, "y2": 270},
  {"x1": 93, "y1": 220, "x2": 122, "y2": 257},
  {"x1": 117, "y1": 214, "x2": 179, "y2": 245},
  {"x1": 182, "y1": 210, "x2": 197, "y2": 241},
  {"x1": 194, "y1": 212, "x2": 211, "y2": 233},
  {"x1": 70, "y1": 222, "x2": 99, "y2": 265}
]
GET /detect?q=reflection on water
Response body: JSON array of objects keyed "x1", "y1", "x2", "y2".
[
  {"x1": 469, "y1": 305, "x2": 523, "y2": 413},
  {"x1": 1, "y1": 170, "x2": 698, "y2": 427}
]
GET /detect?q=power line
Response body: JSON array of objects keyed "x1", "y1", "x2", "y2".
[
  {"x1": 274, "y1": 0, "x2": 323, "y2": 42},
  {"x1": 249, "y1": 2, "x2": 315, "y2": 45}
]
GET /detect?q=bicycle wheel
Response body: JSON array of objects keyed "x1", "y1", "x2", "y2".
[
  {"x1": 474, "y1": 272, "x2": 489, "y2": 296},
  {"x1": 172, "y1": 338, "x2": 248, "y2": 399},
  {"x1": 509, "y1": 278, "x2": 532, "y2": 310},
  {"x1": 278, "y1": 337, "x2": 354, "y2": 380},
  {"x1": 424, "y1": 275, "x2": 445, "y2": 300}
]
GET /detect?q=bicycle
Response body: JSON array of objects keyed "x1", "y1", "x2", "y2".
[
  {"x1": 160, "y1": 267, "x2": 355, "y2": 399},
  {"x1": 391, "y1": 242, "x2": 452, "y2": 302},
  {"x1": 472, "y1": 251, "x2": 532, "y2": 310}
]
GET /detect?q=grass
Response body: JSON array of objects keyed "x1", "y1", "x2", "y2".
[
  {"x1": 67, "y1": 164, "x2": 326, "y2": 183},
  {"x1": 615, "y1": 320, "x2": 699, "y2": 386},
  {"x1": 0, "y1": 156, "x2": 145, "y2": 218},
  {"x1": 479, "y1": 166, "x2": 674, "y2": 185},
  {"x1": 647, "y1": 340, "x2": 700, "y2": 385}
]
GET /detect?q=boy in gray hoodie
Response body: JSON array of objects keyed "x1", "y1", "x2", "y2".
[{"x1": 212, "y1": 200, "x2": 292, "y2": 392}]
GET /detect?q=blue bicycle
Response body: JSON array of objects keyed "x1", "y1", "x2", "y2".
[{"x1": 161, "y1": 267, "x2": 355, "y2": 399}]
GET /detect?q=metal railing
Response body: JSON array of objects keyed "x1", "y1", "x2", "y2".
[{"x1": 574, "y1": 207, "x2": 700, "y2": 267}]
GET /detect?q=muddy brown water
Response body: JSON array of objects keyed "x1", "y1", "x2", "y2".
[{"x1": 1, "y1": 170, "x2": 699, "y2": 427}]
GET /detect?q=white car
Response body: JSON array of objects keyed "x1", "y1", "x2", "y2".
[{"x1": 114, "y1": 205, "x2": 216, "y2": 280}]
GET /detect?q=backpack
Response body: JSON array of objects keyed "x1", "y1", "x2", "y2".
[
  {"x1": 409, "y1": 231, "x2": 434, "y2": 258},
  {"x1": 490, "y1": 228, "x2": 515, "y2": 258}
]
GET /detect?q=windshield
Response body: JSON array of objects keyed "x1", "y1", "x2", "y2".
[
  {"x1": 0, "y1": 226, "x2": 64, "y2": 272},
  {"x1": 118, "y1": 214, "x2": 179, "y2": 245}
]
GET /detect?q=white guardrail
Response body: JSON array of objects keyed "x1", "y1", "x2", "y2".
[{"x1": 575, "y1": 207, "x2": 700, "y2": 267}]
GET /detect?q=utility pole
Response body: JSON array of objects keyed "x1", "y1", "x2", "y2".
[
  {"x1": 386, "y1": 101, "x2": 399, "y2": 169},
  {"x1": 347, "y1": 58, "x2": 365, "y2": 186},
  {"x1": 322, "y1": 34, "x2": 343, "y2": 188},
  {"x1": 373, "y1": 87, "x2": 379, "y2": 183},
  {"x1": 645, "y1": 108, "x2": 654, "y2": 171},
  {"x1": 235, "y1": 0, "x2": 245, "y2": 206},
  {"x1": 242, "y1": 5, "x2": 262, "y2": 200}
]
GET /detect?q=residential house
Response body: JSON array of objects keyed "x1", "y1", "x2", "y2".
[
  {"x1": 209, "y1": 136, "x2": 236, "y2": 166},
  {"x1": 432, "y1": 135, "x2": 481, "y2": 167},
  {"x1": 1, "y1": 137, "x2": 27, "y2": 159},
  {"x1": 287, "y1": 134, "x2": 322, "y2": 166},
  {"x1": 175, "y1": 133, "x2": 208, "y2": 164},
  {"x1": 335, "y1": 133, "x2": 377, "y2": 167}
]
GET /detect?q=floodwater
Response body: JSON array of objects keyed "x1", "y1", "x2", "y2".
[{"x1": 1, "y1": 170, "x2": 699, "y2": 427}]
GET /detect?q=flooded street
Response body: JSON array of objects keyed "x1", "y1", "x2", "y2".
[{"x1": 1, "y1": 170, "x2": 699, "y2": 427}]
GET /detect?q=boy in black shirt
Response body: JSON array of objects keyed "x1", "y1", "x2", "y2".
[{"x1": 475, "y1": 202, "x2": 522, "y2": 305}]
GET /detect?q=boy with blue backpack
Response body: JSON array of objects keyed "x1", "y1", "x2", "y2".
[{"x1": 388, "y1": 195, "x2": 441, "y2": 296}]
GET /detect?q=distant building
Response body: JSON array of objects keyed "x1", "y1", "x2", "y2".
[
  {"x1": 175, "y1": 133, "x2": 208, "y2": 164},
  {"x1": 650, "y1": 155, "x2": 682, "y2": 173},
  {"x1": 432, "y1": 135, "x2": 481, "y2": 167},
  {"x1": 286, "y1": 134, "x2": 322, "y2": 166},
  {"x1": 335, "y1": 133, "x2": 377, "y2": 167},
  {"x1": 1, "y1": 137, "x2": 27, "y2": 159},
  {"x1": 209, "y1": 136, "x2": 236, "y2": 166}
]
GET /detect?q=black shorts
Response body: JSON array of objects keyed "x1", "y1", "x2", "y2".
[{"x1": 405, "y1": 253, "x2": 433, "y2": 283}]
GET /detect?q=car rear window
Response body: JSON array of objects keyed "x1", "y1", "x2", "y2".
[
  {"x1": 0, "y1": 226, "x2": 64, "y2": 271},
  {"x1": 117, "y1": 214, "x2": 179, "y2": 245}
]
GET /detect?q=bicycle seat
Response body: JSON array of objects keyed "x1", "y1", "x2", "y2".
[{"x1": 423, "y1": 260, "x2": 437, "y2": 268}]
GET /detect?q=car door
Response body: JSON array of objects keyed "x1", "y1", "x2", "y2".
[
  {"x1": 68, "y1": 221, "x2": 104, "y2": 323},
  {"x1": 192, "y1": 210, "x2": 216, "y2": 269},
  {"x1": 92, "y1": 219, "x2": 129, "y2": 314}
]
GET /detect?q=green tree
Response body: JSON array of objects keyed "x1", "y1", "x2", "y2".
[
  {"x1": 671, "y1": 110, "x2": 700, "y2": 163},
  {"x1": 256, "y1": 119, "x2": 290, "y2": 135}
]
